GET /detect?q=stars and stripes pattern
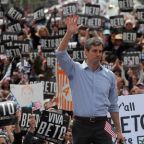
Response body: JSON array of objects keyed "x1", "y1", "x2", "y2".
[{"x1": 104, "y1": 121, "x2": 117, "y2": 138}]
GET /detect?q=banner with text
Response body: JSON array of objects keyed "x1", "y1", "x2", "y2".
[{"x1": 110, "y1": 94, "x2": 144, "y2": 144}]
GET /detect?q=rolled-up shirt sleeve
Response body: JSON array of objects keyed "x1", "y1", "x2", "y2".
[
  {"x1": 55, "y1": 50, "x2": 75, "y2": 76},
  {"x1": 108, "y1": 74, "x2": 119, "y2": 113}
]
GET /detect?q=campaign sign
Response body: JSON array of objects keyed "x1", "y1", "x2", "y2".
[
  {"x1": 6, "y1": 46, "x2": 21, "y2": 57},
  {"x1": 29, "y1": 78, "x2": 56, "y2": 99},
  {"x1": 110, "y1": 15, "x2": 124, "y2": 29},
  {"x1": 118, "y1": 0, "x2": 134, "y2": 12},
  {"x1": 8, "y1": 22, "x2": 22, "y2": 33},
  {"x1": 84, "y1": 3, "x2": 100, "y2": 16},
  {"x1": 13, "y1": 40, "x2": 31, "y2": 53},
  {"x1": 136, "y1": 8, "x2": 144, "y2": 24},
  {"x1": 35, "y1": 110, "x2": 70, "y2": 144},
  {"x1": 122, "y1": 30, "x2": 137, "y2": 44},
  {"x1": 123, "y1": 51, "x2": 140, "y2": 68},
  {"x1": 63, "y1": 3, "x2": 77, "y2": 16},
  {"x1": 78, "y1": 14, "x2": 88, "y2": 26},
  {"x1": 40, "y1": 36, "x2": 63, "y2": 50},
  {"x1": 33, "y1": 7, "x2": 45, "y2": 22},
  {"x1": 20, "y1": 107, "x2": 41, "y2": 135},
  {"x1": 2, "y1": 32, "x2": 18, "y2": 41},
  {"x1": 0, "y1": 101, "x2": 17, "y2": 126},
  {"x1": 6, "y1": 7, "x2": 24, "y2": 21},
  {"x1": 73, "y1": 48, "x2": 84, "y2": 62},
  {"x1": 2, "y1": 40, "x2": 13, "y2": 47},
  {"x1": 87, "y1": 16, "x2": 103, "y2": 29}
]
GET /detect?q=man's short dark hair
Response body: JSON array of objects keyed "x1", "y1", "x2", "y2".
[{"x1": 84, "y1": 37, "x2": 104, "y2": 50}]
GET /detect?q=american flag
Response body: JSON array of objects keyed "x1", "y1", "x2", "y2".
[{"x1": 104, "y1": 121, "x2": 117, "y2": 138}]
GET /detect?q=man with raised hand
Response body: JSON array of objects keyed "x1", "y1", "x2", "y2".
[{"x1": 56, "y1": 15, "x2": 125, "y2": 144}]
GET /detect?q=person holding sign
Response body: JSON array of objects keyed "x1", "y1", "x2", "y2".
[{"x1": 56, "y1": 15, "x2": 125, "y2": 144}]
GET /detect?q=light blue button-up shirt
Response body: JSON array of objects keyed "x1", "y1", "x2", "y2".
[{"x1": 56, "y1": 50, "x2": 119, "y2": 117}]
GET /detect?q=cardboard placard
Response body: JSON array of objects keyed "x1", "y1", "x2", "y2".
[
  {"x1": 110, "y1": 15, "x2": 124, "y2": 29},
  {"x1": 6, "y1": 7, "x2": 24, "y2": 21},
  {"x1": 122, "y1": 30, "x2": 137, "y2": 44},
  {"x1": 63, "y1": 3, "x2": 77, "y2": 16},
  {"x1": 0, "y1": 101, "x2": 17, "y2": 126},
  {"x1": 35, "y1": 110, "x2": 70, "y2": 144},
  {"x1": 118, "y1": 0, "x2": 134, "y2": 12},
  {"x1": 84, "y1": 3, "x2": 100, "y2": 16},
  {"x1": 123, "y1": 51, "x2": 140, "y2": 67}
]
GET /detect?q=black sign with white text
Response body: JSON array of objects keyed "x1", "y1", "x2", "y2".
[
  {"x1": 20, "y1": 107, "x2": 41, "y2": 135},
  {"x1": 118, "y1": 0, "x2": 134, "y2": 12},
  {"x1": 78, "y1": 14, "x2": 88, "y2": 26},
  {"x1": 0, "y1": 101, "x2": 17, "y2": 126},
  {"x1": 136, "y1": 8, "x2": 144, "y2": 24},
  {"x1": 123, "y1": 51, "x2": 140, "y2": 68},
  {"x1": 8, "y1": 22, "x2": 22, "y2": 33},
  {"x1": 13, "y1": 40, "x2": 31, "y2": 53},
  {"x1": 33, "y1": 7, "x2": 45, "y2": 22},
  {"x1": 40, "y1": 36, "x2": 63, "y2": 50},
  {"x1": 87, "y1": 16, "x2": 103, "y2": 29},
  {"x1": 122, "y1": 30, "x2": 137, "y2": 44},
  {"x1": 85, "y1": 3, "x2": 100, "y2": 16},
  {"x1": 6, "y1": 7, "x2": 24, "y2": 22},
  {"x1": 110, "y1": 15, "x2": 124, "y2": 29},
  {"x1": 73, "y1": 48, "x2": 84, "y2": 62},
  {"x1": 63, "y1": 3, "x2": 77, "y2": 16},
  {"x1": 6, "y1": 46, "x2": 21, "y2": 57},
  {"x1": 2, "y1": 32, "x2": 18, "y2": 41},
  {"x1": 35, "y1": 110, "x2": 70, "y2": 144}
]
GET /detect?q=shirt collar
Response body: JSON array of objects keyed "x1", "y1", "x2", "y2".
[{"x1": 82, "y1": 61, "x2": 103, "y2": 71}]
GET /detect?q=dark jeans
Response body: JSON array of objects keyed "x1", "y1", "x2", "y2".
[{"x1": 72, "y1": 118, "x2": 112, "y2": 144}]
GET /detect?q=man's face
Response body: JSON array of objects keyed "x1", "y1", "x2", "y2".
[
  {"x1": 0, "y1": 137, "x2": 7, "y2": 144},
  {"x1": 85, "y1": 44, "x2": 103, "y2": 65}
]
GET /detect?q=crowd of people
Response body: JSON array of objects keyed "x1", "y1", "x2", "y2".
[{"x1": 0, "y1": 0, "x2": 144, "y2": 144}]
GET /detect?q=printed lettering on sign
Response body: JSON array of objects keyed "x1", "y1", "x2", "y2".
[
  {"x1": 2, "y1": 32, "x2": 18, "y2": 41},
  {"x1": 0, "y1": 101, "x2": 16, "y2": 126},
  {"x1": 137, "y1": 9, "x2": 144, "y2": 24},
  {"x1": 110, "y1": 15, "x2": 124, "y2": 28},
  {"x1": 7, "y1": 7, "x2": 23, "y2": 21},
  {"x1": 78, "y1": 15, "x2": 88, "y2": 26},
  {"x1": 122, "y1": 32, "x2": 137, "y2": 43},
  {"x1": 63, "y1": 3, "x2": 77, "y2": 16},
  {"x1": 118, "y1": 0, "x2": 133, "y2": 12},
  {"x1": 35, "y1": 111, "x2": 70, "y2": 144},
  {"x1": 85, "y1": 4, "x2": 100, "y2": 16},
  {"x1": 8, "y1": 23, "x2": 22, "y2": 33},
  {"x1": 34, "y1": 8, "x2": 45, "y2": 20},
  {"x1": 88, "y1": 16, "x2": 102, "y2": 28}
]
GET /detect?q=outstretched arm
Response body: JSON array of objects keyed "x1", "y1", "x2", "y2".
[{"x1": 57, "y1": 15, "x2": 79, "y2": 51}]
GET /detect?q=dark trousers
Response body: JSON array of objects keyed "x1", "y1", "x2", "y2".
[{"x1": 72, "y1": 117, "x2": 112, "y2": 144}]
